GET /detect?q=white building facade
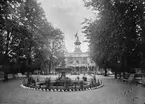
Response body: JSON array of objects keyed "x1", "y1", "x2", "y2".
[{"x1": 64, "y1": 35, "x2": 96, "y2": 73}]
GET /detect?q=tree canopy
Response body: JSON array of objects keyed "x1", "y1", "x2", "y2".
[
  {"x1": 83, "y1": 0, "x2": 145, "y2": 73},
  {"x1": 0, "y1": 0, "x2": 65, "y2": 73}
]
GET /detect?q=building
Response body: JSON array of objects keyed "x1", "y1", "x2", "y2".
[{"x1": 65, "y1": 34, "x2": 96, "y2": 73}]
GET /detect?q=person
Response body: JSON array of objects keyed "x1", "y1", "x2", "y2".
[
  {"x1": 77, "y1": 76, "x2": 79, "y2": 81},
  {"x1": 83, "y1": 75, "x2": 87, "y2": 81},
  {"x1": 93, "y1": 75, "x2": 96, "y2": 84}
]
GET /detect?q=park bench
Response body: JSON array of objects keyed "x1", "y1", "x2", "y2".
[
  {"x1": 134, "y1": 74, "x2": 143, "y2": 84},
  {"x1": 136, "y1": 75, "x2": 145, "y2": 86},
  {"x1": 17, "y1": 73, "x2": 23, "y2": 78},
  {"x1": 123, "y1": 74, "x2": 136, "y2": 84},
  {"x1": 0, "y1": 72, "x2": 14, "y2": 80},
  {"x1": 0, "y1": 71, "x2": 4, "y2": 81},
  {"x1": 121, "y1": 73, "x2": 129, "y2": 81},
  {"x1": 141, "y1": 77, "x2": 145, "y2": 86},
  {"x1": 14, "y1": 73, "x2": 25, "y2": 79}
]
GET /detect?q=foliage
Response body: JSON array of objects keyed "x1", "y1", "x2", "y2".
[
  {"x1": 83, "y1": 0, "x2": 145, "y2": 73},
  {"x1": 0, "y1": 0, "x2": 65, "y2": 74},
  {"x1": 27, "y1": 77, "x2": 36, "y2": 86},
  {"x1": 45, "y1": 77, "x2": 51, "y2": 87}
]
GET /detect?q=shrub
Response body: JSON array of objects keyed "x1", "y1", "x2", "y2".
[
  {"x1": 63, "y1": 77, "x2": 71, "y2": 89},
  {"x1": 82, "y1": 76, "x2": 87, "y2": 81},
  {"x1": 79, "y1": 81, "x2": 84, "y2": 89},
  {"x1": 45, "y1": 77, "x2": 51, "y2": 87},
  {"x1": 27, "y1": 77, "x2": 36, "y2": 86}
]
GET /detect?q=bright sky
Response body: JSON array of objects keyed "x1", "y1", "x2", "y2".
[{"x1": 38, "y1": 0, "x2": 93, "y2": 52}]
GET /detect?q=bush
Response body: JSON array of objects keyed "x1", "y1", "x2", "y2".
[
  {"x1": 45, "y1": 77, "x2": 51, "y2": 87},
  {"x1": 79, "y1": 81, "x2": 84, "y2": 89},
  {"x1": 65, "y1": 77, "x2": 72, "y2": 86},
  {"x1": 27, "y1": 77, "x2": 36, "y2": 86},
  {"x1": 82, "y1": 76, "x2": 87, "y2": 81}
]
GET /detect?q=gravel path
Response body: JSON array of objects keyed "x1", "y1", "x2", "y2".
[{"x1": 0, "y1": 75, "x2": 145, "y2": 104}]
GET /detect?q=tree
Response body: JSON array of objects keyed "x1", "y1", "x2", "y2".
[
  {"x1": 0, "y1": 0, "x2": 24, "y2": 80},
  {"x1": 0, "y1": 0, "x2": 65, "y2": 76},
  {"x1": 46, "y1": 28, "x2": 64, "y2": 73},
  {"x1": 18, "y1": 0, "x2": 65, "y2": 73},
  {"x1": 83, "y1": 0, "x2": 145, "y2": 77}
]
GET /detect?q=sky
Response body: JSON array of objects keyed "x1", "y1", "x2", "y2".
[{"x1": 38, "y1": 0, "x2": 93, "y2": 52}]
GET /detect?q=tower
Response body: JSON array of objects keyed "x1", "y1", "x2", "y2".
[{"x1": 74, "y1": 34, "x2": 82, "y2": 53}]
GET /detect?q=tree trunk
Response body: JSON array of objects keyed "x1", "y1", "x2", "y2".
[
  {"x1": 123, "y1": 71, "x2": 125, "y2": 78},
  {"x1": 48, "y1": 61, "x2": 51, "y2": 74},
  {"x1": 5, "y1": 31, "x2": 10, "y2": 56},
  {"x1": 48, "y1": 56, "x2": 53, "y2": 74},
  {"x1": 118, "y1": 72, "x2": 121, "y2": 79},
  {"x1": 104, "y1": 68, "x2": 107, "y2": 76},
  {"x1": 114, "y1": 71, "x2": 117, "y2": 79}
]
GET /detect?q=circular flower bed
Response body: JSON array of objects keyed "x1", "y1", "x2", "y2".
[{"x1": 21, "y1": 75, "x2": 104, "y2": 92}]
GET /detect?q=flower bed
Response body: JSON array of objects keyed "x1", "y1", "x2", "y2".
[
  {"x1": 21, "y1": 75, "x2": 104, "y2": 92},
  {"x1": 21, "y1": 83, "x2": 104, "y2": 92}
]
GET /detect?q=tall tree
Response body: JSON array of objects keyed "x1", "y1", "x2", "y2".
[
  {"x1": 83, "y1": 0, "x2": 145, "y2": 77},
  {"x1": 0, "y1": 0, "x2": 65, "y2": 76}
]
